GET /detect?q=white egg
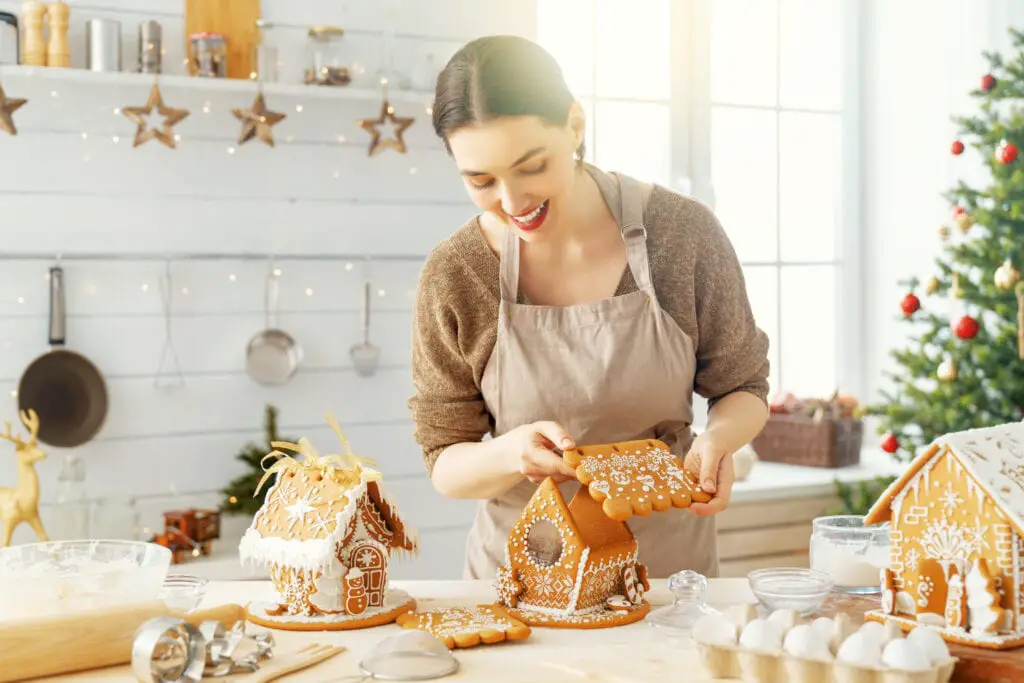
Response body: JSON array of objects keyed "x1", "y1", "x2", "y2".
[
  {"x1": 766, "y1": 608, "x2": 799, "y2": 632},
  {"x1": 836, "y1": 631, "x2": 883, "y2": 668},
  {"x1": 881, "y1": 638, "x2": 932, "y2": 671},
  {"x1": 857, "y1": 620, "x2": 886, "y2": 647},
  {"x1": 692, "y1": 613, "x2": 738, "y2": 646},
  {"x1": 906, "y1": 626, "x2": 951, "y2": 664},
  {"x1": 810, "y1": 616, "x2": 834, "y2": 641},
  {"x1": 783, "y1": 623, "x2": 834, "y2": 661},
  {"x1": 739, "y1": 618, "x2": 784, "y2": 652}
]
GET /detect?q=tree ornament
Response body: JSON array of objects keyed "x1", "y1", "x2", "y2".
[
  {"x1": 951, "y1": 140, "x2": 965, "y2": 155},
  {"x1": 0, "y1": 83, "x2": 27, "y2": 136},
  {"x1": 232, "y1": 91, "x2": 286, "y2": 147},
  {"x1": 358, "y1": 78, "x2": 415, "y2": 156},
  {"x1": 937, "y1": 357, "x2": 958, "y2": 382},
  {"x1": 880, "y1": 433, "x2": 899, "y2": 454},
  {"x1": 952, "y1": 206, "x2": 975, "y2": 232},
  {"x1": 950, "y1": 272, "x2": 964, "y2": 299},
  {"x1": 995, "y1": 258, "x2": 1021, "y2": 290},
  {"x1": 121, "y1": 83, "x2": 190, "y2": 149},
  {"x1": 953, "y1": 314, "x2": 979, "y2": 340},
  {"x1": 1016, "y1": 281, "x2": 1024, "y2": 360},
  {"x1": 982, "y1": 73, "x2": 997, "y2": 91},
  {"x1": 900, "y1": 291, "x2": 921, "y2": 317},
  {"x1": 938, "y1": 225, "x2": 951, "y2": 241},
  {"x1": 998, "y1": 140, "x2": 1019, "y2": 164},
  {"x1": 925, "y1": 276, "x2": 940, "y2": 295}
]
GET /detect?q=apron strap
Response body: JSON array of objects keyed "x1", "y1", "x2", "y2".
[
  {"x1": 499, "y1": 223, "x2": 520, "y2": 303},
  {"x1": 615, "y1": 173, "x2": 656, "y2": 295}
]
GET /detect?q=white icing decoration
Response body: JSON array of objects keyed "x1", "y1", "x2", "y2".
[
  {"x1": 966, "y1": 559, "x2": 1002, "y2": 633},
  {"x1": 307, "y1": 556, "x2": 346, "y2": 614}
]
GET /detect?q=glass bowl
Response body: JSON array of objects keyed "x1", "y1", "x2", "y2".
[
  {"x1": 160, "y1": 574, "x2": 209, "y2": 613},
  {"x1": 809, "y1": 515, "x2": 890, "y2": 594},
  {"x1": 748, "y1": 567, "x2": 833, "y2": 615},
  {"x1": 0, "y1": 539, "x2": 171, "y2": 621}
]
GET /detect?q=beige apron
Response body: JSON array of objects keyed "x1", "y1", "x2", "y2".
[{"x1": 465, "y1": 167, "x2": 719, "y2": 580}]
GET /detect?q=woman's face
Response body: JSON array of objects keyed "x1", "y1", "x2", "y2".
[{"x1": 446, "y1": 107, "x2": 585, "y2": 242}]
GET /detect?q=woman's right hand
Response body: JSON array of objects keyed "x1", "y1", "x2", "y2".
[{"x1": 501, "y1": 421, "x2": 578, "y2": 484}]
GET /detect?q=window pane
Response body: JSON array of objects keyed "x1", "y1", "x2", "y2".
[
  {"x1": 710, "y1": 106, "x2": 777, "y2": 262},
  {"x1": 593, "y1": 101, "x2": 670, "y2": 185},
  {"x1": 537, "y1": 0, "x2": 594, "y2": 96},
  {"x1": 595, "y1": 0, "x2": 670, "y2": 99},
  {"x1": 710, "y1": 0, "x2": 778, "y2": 106},
  {"x1": 742, "y1": 265, "x2": 780, "y2": 397},
  {"x1": 780, "y1": 265, "x2": 837, "y2": 397},
  {"x1": 779, "y1": 0, "x2": 842, "y2": 110},
  {"x1": 779, "y1": 112, "x2": 841, "y2": 262}
]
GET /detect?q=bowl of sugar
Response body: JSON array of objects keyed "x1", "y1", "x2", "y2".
[{"x1": 809, "y1": 514, "x2": 890, "y2": 594}]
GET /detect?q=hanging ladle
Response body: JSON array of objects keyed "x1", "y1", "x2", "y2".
[{"x1": 350, "y1": 281, "x2": 380, "y2": 377}]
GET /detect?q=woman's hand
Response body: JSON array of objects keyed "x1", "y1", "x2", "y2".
[
  {"x1": 500, "y1": 421, "x2": 578, "y2": 484},
  {"x1": 683, "y1": 431, "x2": 735, "y2": 517}
]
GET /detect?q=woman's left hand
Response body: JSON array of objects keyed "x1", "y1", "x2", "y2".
[{"x1": 683, "y1": 432, "x2": 734, "y2": 517}]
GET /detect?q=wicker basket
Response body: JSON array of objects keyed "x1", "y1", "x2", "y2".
[{"x1": 751, "y1": 413, "x2": 863, "y2": 468}]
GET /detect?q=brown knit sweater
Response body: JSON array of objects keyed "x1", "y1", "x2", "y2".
[{"x1": 408, "y1": 170, "x2": 771, "y2": 475}]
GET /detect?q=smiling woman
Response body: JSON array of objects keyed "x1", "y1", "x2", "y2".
[{"x1": 407, "y1": 35, "x2": 772, "y2": 583}]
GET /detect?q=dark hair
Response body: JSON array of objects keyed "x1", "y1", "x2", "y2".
[{"x1": 432, "y1": 35, "x2": 585, "y2": 164}]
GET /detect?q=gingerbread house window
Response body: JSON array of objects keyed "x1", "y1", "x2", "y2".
[{"x1": 526, "y1": 519, "x2": 563, "y2": 567}]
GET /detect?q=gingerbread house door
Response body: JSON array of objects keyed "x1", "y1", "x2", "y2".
[{"x1": 348, "y1": 541, "x2": 387, "y2": 607}]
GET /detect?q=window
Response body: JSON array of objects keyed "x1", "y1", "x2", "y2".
[{"x1": 536, "y1": 0, "x2": 673, "y2": 186}]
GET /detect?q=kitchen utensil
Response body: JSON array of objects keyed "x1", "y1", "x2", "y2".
[
  {"x1": 138, "y1": 19, "x2": 161, "y2": 73},
  {"x1": 238, "y1": 642, "x2": 345, "y2": 682},
  {"x1": 132, "y1": 616, "x2": 206, "y2": 683},
  {"x1": 646, "y1": 569, "x2": 722, "y2": 637},
  {"x1": 184, "y1": 0, "x2": 260, "y2": 79},
  {"x1": 17, "y1": 266, "x2": 108, "y2": 447},
  {"x1": 45, "y1": 1, "x2": 69, "y2": 67},
  {"x1": 19, "y1": 1, "x2": 44, "y2": 65},
  {"x1": 335, "y1": 631, "x2": 459, "y2": 681},
  {"x1": 85, "y1": 18, "x2": 121, "y2": 71},
  {"x1": 350, "y1": 281, "x2": 380, "y2": 377},
  {"x1": 154, "y1": 262, "x2": 185, "y2": 389},
  {"x1": 246, "y1": 268, "x2": 302, "y2": 386},
  {"x1": 747, "y1": 567, "x2": 833, "y2": 616},
  {"x1": 0, "y1": 601, "x2": 247, "y2": 682},
  {"x1": 0, "y1": 12, "x2": 18, "y2": 65}
]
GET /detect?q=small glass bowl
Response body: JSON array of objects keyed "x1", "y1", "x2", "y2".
[
  {"x1": 748, "y1": 567, "x2": 833, "y2": 616},
  {"x1": 159, "y1": 574, "x2": 209, "y2": 613}
]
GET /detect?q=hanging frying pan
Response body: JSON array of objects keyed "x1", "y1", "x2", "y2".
[{"x1": 17, "y1": 266, "x2": 108, "y2": 448}]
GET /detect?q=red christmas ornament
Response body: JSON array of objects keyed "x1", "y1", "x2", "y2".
[
  {"x1": 1000, "y1": 141, "x2": 1019, "y2": 164},
  {"x1": 880, "y1": 433, "x2": 899, "y2": 454},
  {"x1": 982, "y1": 73, "x2": 996, "y2": 91},
  {"x1": 953, "y1": 314, "x2": 979, "y2": 340},
  {"x1": 900, "y1": 292, "x2": 921, "y2": 317},
  {"x1": 952, "y1": 205, "x2": 966, "y2": 219},
  {"x1": 951, "y1": 140, "x2": 965, "y2": 155}
]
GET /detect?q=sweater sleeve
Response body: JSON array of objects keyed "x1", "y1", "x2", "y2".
[
  {"x1": 407, "y1": 249, "x2": 494, "y2": 475},
  {"x1": 690, "y1": 205, "x2": 772, "y2": 408}
]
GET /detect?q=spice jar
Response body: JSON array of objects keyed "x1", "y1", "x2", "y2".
[
  {"x1": 188, "y1": 32, "x2": 226, "y2": 77},
  {"x1": 305, "y1": 26, "x2": 350, "y2": 86}
]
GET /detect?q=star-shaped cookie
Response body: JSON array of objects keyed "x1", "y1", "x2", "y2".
[
  {"x1": 121, "y1": 84, "x2": 189, "y2": 148},
  {"x1": 232, "y1": 92, "x2": 286, "y2": 147},
  {"x1": 0, "y1": 84, "x2": 28, "y2": 136},
  {"x1": 395, "y1": 604, "x2": 531, "y2": 649},
  {"x1": 564, "y1": 438, "x2": 711, "y2": 521}
]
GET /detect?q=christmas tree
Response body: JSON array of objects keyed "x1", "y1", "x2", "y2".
[
  {"x1": 866, "y1": 27, "x2": 1024, "y2": 462},
  {"x1": 219, "y1": 404, "x2": 297, "y2": 515}
]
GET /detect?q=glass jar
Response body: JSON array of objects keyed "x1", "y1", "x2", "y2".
[
  {"x1": 305, "y1": 26, "x2": 350, "y2": 86},
  {"x1": 809, "y1": 514, "x2": 890, "y2": 594},
  {"x1": 188, "y1": 32, "x2": 227, "y2": 78},
  {"x1": 253, "y1": 18, "x2": 278, "y2": 82},
  {"x1": 51, "y1": 453, "x2": 88, "y2": 540}
]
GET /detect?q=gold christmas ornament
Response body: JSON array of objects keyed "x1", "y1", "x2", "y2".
[
  {"x1": 358, "y1": 79, "x2": 415, "y2": 156},
  {"x1": 0, "y1": 83, "x2": 27, "y2": 136},
  {"x1": 925, "y1": 276, "x2": 940, "y2": 295},
  {"x1": 0, "y1": 410, "x2": 48, "y2": 546},
  {"x1": 950, "y1": 272, "x2": 964, "y2": 299},
  {"x1": 232, "y1": 92, "x2": 286, "y2": 147},
  {"x1": 938, "y1": 225, "x2": 951, "y2": 241},
  {"x1": 995, "y1": 258, "x2": 1021, "y2": 290},
  {"x1": 956, "y1": 212, "x2": 975, "y2": 233},
  {"x1": 1016, "y1": 281, "x2": 1024, "y2": 360},
  {"x1": 121, "y1": 83, "x2": 190, "y2": 149},
  {"x1": 937, "y1": 357, "x2": 958, "y2": 382}
]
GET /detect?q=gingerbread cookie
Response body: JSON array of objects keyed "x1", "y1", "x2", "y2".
[
  {"x1": 945, "y1": 566, "x2": 967, "y2": 629},
  {"x1": 563, "y1": 439, "x2": 710, "y2": 521},
  {"x1": 915, "y1": 558, "x2": 948, "y2": 625},
  {"x1": 395, "y1": 605, "x2": 531, "y2": 649}
]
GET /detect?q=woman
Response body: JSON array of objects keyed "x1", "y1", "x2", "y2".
[{"x1": 409, "y1": 35, "x2": 770, "y2": 580}]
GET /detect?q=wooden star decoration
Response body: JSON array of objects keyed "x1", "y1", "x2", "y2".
[
  {"x1": 358, "y1": 99, "x2": 414, "y2": 156},
  {"x1": 232, "y1": 92, "x2": 286, "y2": 147},
  {"x1": 121, "y1": 84, "x2": 190, "y2": 149},
  {"x1": 0, "y1": 84, "x2": 28, "y2": 136}
]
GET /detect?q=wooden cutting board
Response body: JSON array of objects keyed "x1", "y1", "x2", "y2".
[
  {"x1": 184, "y1": 0, "x2": 261, "y2": 79},
  {"x1": 820, "y1": 593, "x2": 1024, "y2": 683}
]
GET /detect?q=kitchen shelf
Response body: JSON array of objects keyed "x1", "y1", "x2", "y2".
[{"x1": 0, "y1": 64, "x2": 436, "y2": 104}]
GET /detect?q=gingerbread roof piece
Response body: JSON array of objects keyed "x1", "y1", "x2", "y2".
[
  {"x1": 239, "y1": 415, "x2": 417, "y2": 573},
  {"x1": 865, "y1": 421, "x2": 1024, "y2": 536},
  {"x1": 563, "y1": 438, "x2": 710, "y2": 521}
]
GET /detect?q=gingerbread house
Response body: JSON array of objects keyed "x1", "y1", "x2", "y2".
[
  {"x1": 863, "y1": 420, "x2": 1024, "y2": 649},
  {"x1": 494, "y1": 438, "x2": 709, "y2": 628},
  {"x1": 238, "y1": 414, "x2": 418, "y2": 630}
]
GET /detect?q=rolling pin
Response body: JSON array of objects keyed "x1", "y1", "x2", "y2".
[{"x1": 0, "y1": 601, "x2": 246, "y2": 682}]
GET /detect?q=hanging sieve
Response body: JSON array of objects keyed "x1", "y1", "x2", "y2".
[{"x1": 332, "y1": 631, "x2": 459, "y2": 681}]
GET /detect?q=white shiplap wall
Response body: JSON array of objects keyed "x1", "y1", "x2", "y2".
[{"x1": 0, "y1": 0, "x2": 536, "y2": 578}]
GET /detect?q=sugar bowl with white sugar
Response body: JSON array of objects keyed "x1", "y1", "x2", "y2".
[
  {"x1": 692, "y1": 605, "x2": 958, "y2": 683},
  {"x1": 810, "y1": 515, "x2": 891, "y2": 594}
]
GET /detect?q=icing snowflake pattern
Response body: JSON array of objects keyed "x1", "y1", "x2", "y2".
[{"x1": 919, "y1": 518, "x2": 980, "y2": 571}]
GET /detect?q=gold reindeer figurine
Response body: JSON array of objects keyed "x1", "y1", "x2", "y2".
[{"x1": 0, "y1": 409, "x2": 48, "y2": 547}]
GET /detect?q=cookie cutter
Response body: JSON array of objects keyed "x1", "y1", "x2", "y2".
[{"x1": 132, "y1": 616, "x2": 275, "y2": 682}]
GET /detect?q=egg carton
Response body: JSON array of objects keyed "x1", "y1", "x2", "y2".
[{"x1": 694, "y1": 641, "x2": 957, "y2": 683}]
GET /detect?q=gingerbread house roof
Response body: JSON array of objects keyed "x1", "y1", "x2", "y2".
[{"x1": 865, "y1": 421, "x2": 1024, "y2": 537}]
